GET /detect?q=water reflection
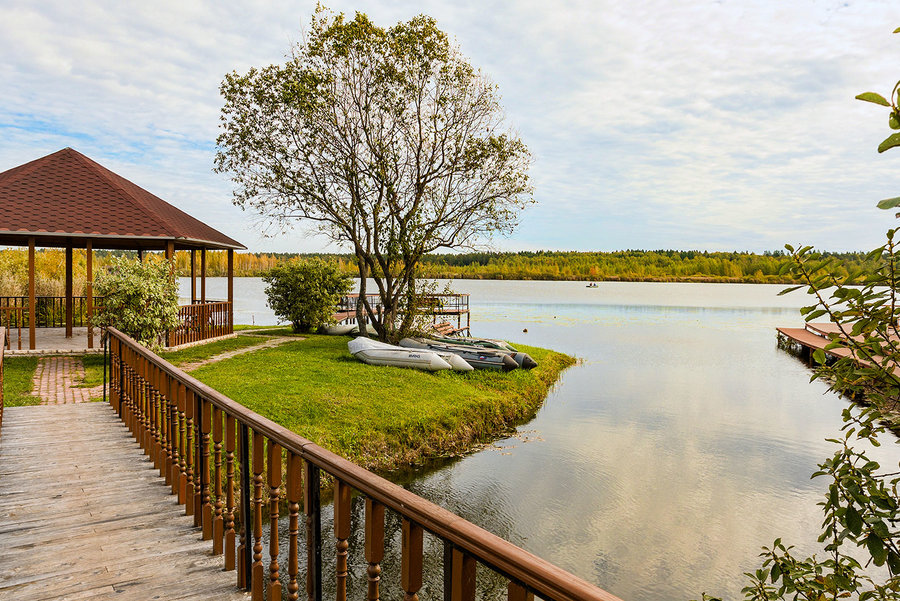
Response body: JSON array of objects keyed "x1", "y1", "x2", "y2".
[{"x1": 199, "y1": 278, "x2": 896, "y2": 601}]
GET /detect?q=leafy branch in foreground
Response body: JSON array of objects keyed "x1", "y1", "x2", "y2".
[{"x1": 701, "y1": 27, "x2": 900, "y2": 601}]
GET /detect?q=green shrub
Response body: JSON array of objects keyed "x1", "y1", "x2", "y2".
[
  {"x1": 93, "y1": 256, "x2": 179, "y2": 350},
  {"x1": 263, "y1": 259, "x2": 352, "y2": 333}
]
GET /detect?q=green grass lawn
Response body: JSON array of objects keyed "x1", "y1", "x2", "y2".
[
  {"x1": 160, "y1": 334, "x2": 269, "y2": 367},
  {"x1": 188, "y1": 334, "x2": 575, "y2": 471},
  {"x1": 80, "y1": 354, "x2": 106, "y2": 389},
  {"x1": 1, "y1": 332, "x2": 575, "y2": 472},
  {"x1": 2, "y1": 356, "x2": 40, "y2": 406}
]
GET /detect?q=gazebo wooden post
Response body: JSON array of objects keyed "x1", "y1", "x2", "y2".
[
  {"x1": 138, "y1": 249, "x2": 143, "y2": 263},
  {"x1": 227, "y1": 250, "x2": 234, "y2": 334},
  {"x1": 166, "y1": 241, "x2": 175, "y2": 348},
  {"x1": 65, "y1": 243, "x2": 73, "y2": 338},
  {"x1": 200, "y1": 248, "x2": 207, "y2": 341},
  {"x1": 86, "y1": 240, "x2": 93, "y2": 349},
  {"x1": 201, "y1": 248, "x2": 206, "y2": 303},
  {"x1": 28, "y1": 237, "x2": 36, "y2": 350},
  {"x1": 190, "y1": 249, "x2": 197, "y2": 304}
]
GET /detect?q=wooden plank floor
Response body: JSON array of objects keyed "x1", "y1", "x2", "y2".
[{"x1": 0, "y1": 403, "x2": 250, "y2": 600}]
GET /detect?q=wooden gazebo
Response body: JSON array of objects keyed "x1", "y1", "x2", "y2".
[{"x1": 0, "y1": 148, "x2": 246, "y2": 351}]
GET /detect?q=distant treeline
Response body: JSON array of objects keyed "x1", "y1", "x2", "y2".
[
  {"x1": 177, "y1": 248, "x2": 873, "y2": 284},
  {"x1": 0, "y1": 248, "x2": 875, "y2": 293}
]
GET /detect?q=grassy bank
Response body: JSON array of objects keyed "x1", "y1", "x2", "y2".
[
  {"x1": 3, "y1": 356, "x2": 40, "y2": 406},
  {"x1": 0, "y1": 332, "x2": 575, "y2": 472},
  {"x1": 188, "y1": 333, "x2": 575, "y2": 472}
]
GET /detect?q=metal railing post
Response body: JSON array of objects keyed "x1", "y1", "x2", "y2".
[
  {"x1": 239, "y1": 423, "x2": 253, "y2": 592},
  {"x1": 306, "y1": 461, "x2": 322, "y2": 601},
  {"x1": 443, "y1": 539, "x2": 453, "y2": 601}
]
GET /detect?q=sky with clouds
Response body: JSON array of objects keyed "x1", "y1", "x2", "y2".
[{"x1": 1, "y1": 0, "x2": 898, "y2": 253}]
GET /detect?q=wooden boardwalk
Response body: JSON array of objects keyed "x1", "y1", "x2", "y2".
[{"x1": 0, "y1": 403, "x2": 250, "y2": 601}]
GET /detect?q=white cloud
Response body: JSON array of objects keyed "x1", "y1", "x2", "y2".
[{"x1": 0, "y1": 0, "x2": 898, "y2": 252}]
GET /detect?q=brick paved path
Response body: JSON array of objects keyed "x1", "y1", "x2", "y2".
[
  {"x1": 31, "y1": 356, "x2": 98, "y2": 404},
  {"x1": 28, "y1": 336, "x2": 298, "y2": 405}
]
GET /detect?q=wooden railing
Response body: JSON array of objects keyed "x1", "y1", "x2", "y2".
[
  {"x1": 0, "y1": 327, "x2": 5, "y2": 432},
  {"x1": 107, "y1": 327, "x2": 621, "y2": 601},
  {"x1": 337, "y1": 293, "x2": 470, "y2": 323},
  {"x1": 0, "y1": 295, "x2": 100, "y2": 328},
  {"x1": 171, "y1": 301, "x2": 233, "y2": 346}
]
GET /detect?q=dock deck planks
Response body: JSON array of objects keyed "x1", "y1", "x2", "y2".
[{"x1": 0, "y1": 403, "x2": 250, "y2": 601}]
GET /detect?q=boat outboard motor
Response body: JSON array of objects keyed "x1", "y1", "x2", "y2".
[{"x1": 511, "y1": 352, "x2": 538, "y2": 370}]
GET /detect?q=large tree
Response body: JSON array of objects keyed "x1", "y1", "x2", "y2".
[{"x1": 215, "y1": 7, "x2": 532, "y2": 342}]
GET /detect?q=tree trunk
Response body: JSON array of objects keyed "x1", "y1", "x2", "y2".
[{"x1": 355, "y1": 258, "x2": 369, "y2": 338}]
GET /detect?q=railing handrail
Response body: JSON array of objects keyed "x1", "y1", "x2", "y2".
[{"x1": 107, "y1": 326, "x2": 621, "y2": 601}]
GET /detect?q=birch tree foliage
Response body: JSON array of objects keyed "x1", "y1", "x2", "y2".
[{"x1": 214, "y1": 6, "x2": 532, "y2": 342}]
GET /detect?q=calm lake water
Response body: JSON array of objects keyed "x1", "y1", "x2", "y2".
[{"x1": 179, "y1": 277, "x2": 895, "y2": 601}]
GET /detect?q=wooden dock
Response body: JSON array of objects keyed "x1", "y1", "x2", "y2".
[
  {"x1": 776, "y1": 325, "x2": 854, "y2": 361},
  {"x1": 776, "y1": 322, "x2": 898, "y2": 374},
  {"x1": 334, "y1": 293, "x2": 471, "y2": 333},
  {"x1": 0, "y1": 403, "x2": 249, "y2": 601}
]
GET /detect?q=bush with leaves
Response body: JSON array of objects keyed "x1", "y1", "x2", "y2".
[
  {"x1": 263, "y1": 259, "x2": 352, "y2": 333},
  {"x1": 92, "y1": 255, "x2": 179, "y2": 350},
  {"x1": 700, "y1": 28, "x2": 900, "y2": 601}
]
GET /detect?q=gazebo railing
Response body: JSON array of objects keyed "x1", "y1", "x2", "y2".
[
  {"x1": 0, "y1": 295, "x2": 100, "y2": 328},
  {"x1": 172, "y1": 301, "x2": 232, "y2": 346},
  {"x1": 0, "y1": 296, "x2": 233, "y2": 348},
  {"x1": 107, "y1": 326, "x2": 622, "y2": 601}
]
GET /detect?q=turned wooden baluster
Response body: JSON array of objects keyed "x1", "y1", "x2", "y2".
[
  {"x1": 175, "y1": 381, "x2": 184, "y2": 495},
  {"x1": 151, "y1": 366, "x2": 163, "y2": 468},
  {"x1": 121, "y1": 349, "x2": 128, "y2": 423},
  {"x1": 155, "y1": 368, "x2": 166, "y2": 471},
  {"x1": 237, "y1": 425, "x2": 249, "y2": 589},
  {"x1": 140, "y1": 358, "x2": 150, "y2": 454},
  {"x1": 364, "y1": 498, "x2": 385, "y2": 601},
  {"x1": 224, "y1": 414, "x2": 237, "y2": 571},
  {"x1": 149, "y1": 365, "x2": 160, "y2": 469},
  {"x1": 212, "y1": 406, "x2": 224, "y2": 554},
  {"x1": 451, "y1": 549, "x2": 476, "y2": 601},
  {"x1": 159, "y1": 373, "x2": 171, "y2": 480},
  {"x1": 185, "y1": 389, "x2": 197, "y2": 520},
  {"x1": 179, "y1": 385, "x2": 190, "y2": 507},
  {"x1": 122, "y1": 354, "x2": 132, "y2": 430},
  {"x1": 135, "y1": 355, "x2": 145, "y2": 447},
  {"x1": 334, "y1": 479, "x2": 352, "y2": 601},
  {"x1": 287, "y1": 453, "x2": 302, "y2": 601},
  {"x1": 119, "y1": 356, "x2": 128, "y2": 425},
  {"x1": 268, "y1": 441, "x2": 282, "y2": 601},
  {"x1": 401, "y1": 519, "x2": 424, "y2": 601},
  {"x1": 200, "y1": 397, "x2": 213, "y2": 539},
  {"x1": 252, "y1": 431, "x2": 265, "y2": 601},
  {"x1": 135, "y1": 357, "x2": 145, "y2": 450},
  {"x1": 109, "y1": 339, "x2": 117, "y2": 411},
  {"x1": 125, "y1": 357, "x2": 135, "y2": 432},
  {"x1": 507, "y1": 581, "x2": 534, "y2": 601},
  {"x1": 167, "y1": 381, "x2": 179, "y2": 491}
]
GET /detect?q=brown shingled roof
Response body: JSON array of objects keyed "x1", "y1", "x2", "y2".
[{"x1": 0, "y1": 148, "x2": 245, "y2": 250}]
